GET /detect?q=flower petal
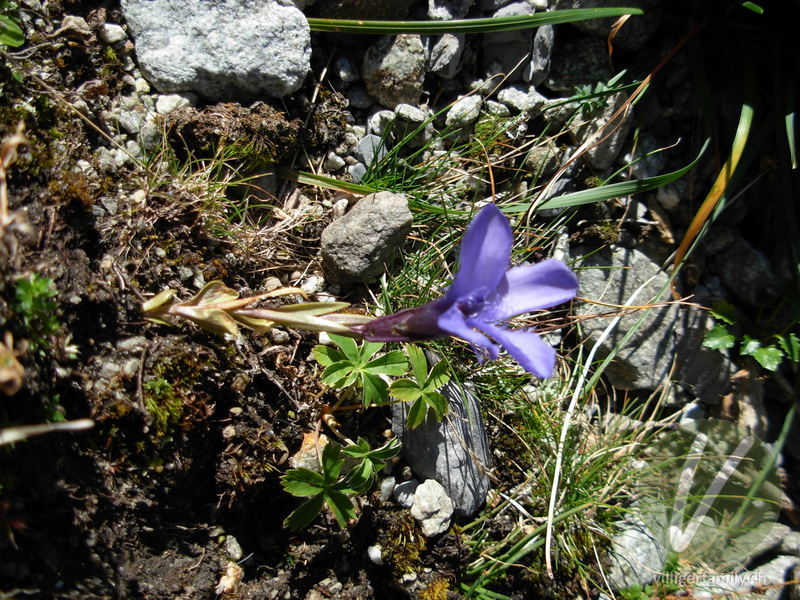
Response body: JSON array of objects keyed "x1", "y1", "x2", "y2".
[
  {"x1": 474, "y1": 321, "x2": 556, "y2": 378},
  {"x1": 437, "y1": 303, "x2": 499, "y2": 361},
  {"x1": 445, "y1": 204, "x2": 512, "y2": 302},
  {"x1": 485, "y1": 259, "x2": 579, "y2": 321}
]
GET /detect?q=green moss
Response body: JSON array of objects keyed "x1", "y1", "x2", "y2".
[
  {"x1": 143, "y1": 378, "x2": 182, "y2": 437},
  {"x1": 383, "y1": 512, "x2": 426, "y2": 576}
]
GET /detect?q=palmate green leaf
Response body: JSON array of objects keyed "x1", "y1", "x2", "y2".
[
  {"x1": 359, "y1": 340, "x2": 384, "y2": 362},
  {"x1": 389, "y1": 378, "x2": 424, "y2": 403},
  {"x1": 740, "y1": 335, "x2": 762, "y2": 355},
  {"x1": 321, "y1": 360, "x2": 359, "y2": 388},
  {"x1": 363, "y1": 350, "x2": 409, "y2": 376},
  {"x1": 321, "y1": 442, "x2": 345, "y2": 482},
  {"x1": 361, "y1": 372, "x2": 389, "y2": 407},
  {"x1": 703, "y1": 324, "x2": 736, "y2": 351},
  {"x1": 406, "y1": 344, "x2": 428, "y2": 384},
  {"x1": 777, "y1": 333, "x2": 800, "y2": 364},
  {"x1": 709, "y1": 300, "x2": 738, "y2": 325},
  {"x1": 283, "y1": 493, "x2": 325, "y2": 530},
  {"x1": 424, "y1": 391, "x2": 448, "y2": 421},
  {"x1": 312, "y1": 344, "x2": 345, "y2": 367},
  {"x1": 329, "y1": 333, "x2": 360, "y2": 362},
  {"x1": 749, "y1": 345, "x2": 784, "y2": 372},
  {"x1": 281, "y1": 468, "x2": 326, "y2": 497},
  {"x1": 325, "y1": 490, "x2": 357, "y2": 528},
  {"x1": 406, "y1": 398, "x2": 428, "y2": 429},
  {"x1": 423, "y1": 360, "x2": 450, "y2": 392}
]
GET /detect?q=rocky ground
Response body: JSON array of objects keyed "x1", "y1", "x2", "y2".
[{"x1": 1, "y1": 1, "x2": 799, "y2": 599}]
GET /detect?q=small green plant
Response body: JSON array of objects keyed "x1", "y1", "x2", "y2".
[
  {"x1": 312, "y1": 334, "x2": 407, "y2": 407},
  {"x1": 702, "y1": 301, "x2": 799, "y2": 372},
  {"x1": 0, "y1": 1, "x2": 23, "y2": 48},
  {"x1": 281, "y1": 437, "x2": 400, "y2": 529},
  {"x1": 388, "y1": 345, "x2": 450, "y2": 428},
  {"x1": 13, "y1": 273, "x2": 60, "y2": 353}
]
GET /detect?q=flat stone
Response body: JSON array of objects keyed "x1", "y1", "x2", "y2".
[
  {"x1": 391, "y1": 365, "x2": 491, "y2": 518},
  {"x1": 428, "y1": 0, "x2": 474, "y2": 20},
  {"x1": 121, "y1": 0, "x2": 310, "y2": 100},
  {"x1": 572, "y1": 92, "x2": 634, "y2": 170}
]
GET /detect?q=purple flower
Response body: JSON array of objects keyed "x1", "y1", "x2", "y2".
[{"x1": 352, "y1": 204, "x2": 579, "y2": 378}]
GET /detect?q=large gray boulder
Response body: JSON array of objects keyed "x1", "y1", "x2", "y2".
[
  {"x1": 572, "y1": 246, "x2": 678, "y2": 390},
  {"x1": 121, "y1": 0, "x2": 310, "y2": 101},
  {"x1": 320, "y1": 192, "x2": 412, "y2": 283}
]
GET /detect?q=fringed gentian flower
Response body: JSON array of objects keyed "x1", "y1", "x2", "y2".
[{"x1": 352, "y1": 204, "x2": 579, "y2": 378}]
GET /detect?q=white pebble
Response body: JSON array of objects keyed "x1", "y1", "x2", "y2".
[{"x1": 366, "y1": 545, "x2": 384, "y2": 566}]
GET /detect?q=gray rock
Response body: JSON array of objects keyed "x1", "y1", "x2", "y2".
[
  {"x1": 121, "y1": 0, "x2": 310, "y2": 100},
  {"x1": 524, "y1": 24, "x2": 553, "y2": 85},
  {"x1": 323, "y1": 151, "x2": 346, "y2": 171},
  {"x1": 482, "y1": 2, "x2": 536, "y2": 82},
  {"x1": 496, "y1": 84, "x2": 547, "y2": 113},
  {"x1": 392, "y1": 104, "x2": 431, "y2": 147},
  {"x1": 624, "y1": 133, "x2": 667, "y2": 179},
  {"x1": 347, "y1": 85, "x2": 374, "y2": 109},
  {"x1": 478, "y1": 0, "x2": 513, "y2": 8},
  {"x1": 781, "y1": 531, "x2": 800, "y2": 556},
  {"x1": 607, "y1": 514, "x2": 667, "y2": 590},
  {"x1": 393, "y1": 479, "x2": 419, "y2": 507},
  {"x1": 99, "y1": 23, "x2": 127, "y2": 44},
  {"x1": 572, "y1": 92, "x2": 634, "y2": 170},
  {"x1": 155, "y1": 93, "x2": 192, "y2": 115},
  {"x1": 138, "y1": 120, "x2": 161, "y2": 153},
  {"x1": 367, "y1": 110, "x2": 395, "y2": 136},
  {"x1": 524, "y1": 139, "x2": 560, "y2": 178},
  {"x1": 428, "y1": 0, "x2": 474, "y2": 20},
  {"x1": 713, "y1": 237, "x2": 779, "y2": 306},
  {"x1": 347, "y1": 163, "x2": 367, "y2": 183},
  {"x1": 673, "y1": 307, "x2": 735, "y2": 404},
  {"x1": 546, "y1": 37, "x2": 611, "y2": 93},
  {"x1": 116, "y1": 109, "x2": 143, "y2": 135},
  {"x1": 391, "y1": 371, "x2": 491, "y2": 518},
  {"x1": 320, "y1": 192, "x2": 412, "y2": 283},
  {"x1": 556, "y1": 0, "x2": 660, "y2": 51},
  {"x1": 485, "y1": 100, "x2": 511, "y2": 117},
  {"x1": 355, "y1": 134, "x2": 388, "y2": 167},
  {"x1": 429, "y1": 34, "x2": 465, "y2": 79},
  {"x1": 445, "y1": 96, "x2": 482, "y2": 128},
  {"x1": 692, "y1": 555, "x2": 800, "y2": 600},
  {"x1": 410, "y1": 479, "x2": 454, "y2": 537},
  {"x1": 572, "y1": 246, "x2": 679, "y2": 390},
  {"x1": 362, "y1": 35, "x2": 426, "y2": 109},
  {"x1": 334, "y1": 55, "x2": 359, "y2": 83}
]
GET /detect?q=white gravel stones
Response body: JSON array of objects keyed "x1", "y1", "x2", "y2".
[
  {"x1": 155, "y1": 93, "x2": 192, "y2": 115},
  {"x1": 410, "y1": 479, "x2": 454, "y2": 537},
  {"x1": 362, "y1": 34, "x2": 426, "y2": 109},
  {"x1": 99, "y1": 23, "x2": 127, "y2": 44},
  {"x1": 121, "y1": 0, "x2": 310, "y2": 100}
]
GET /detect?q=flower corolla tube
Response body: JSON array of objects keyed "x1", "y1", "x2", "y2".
[{"x1": 352, "y1": 204, "x2": 579, "y2": 378}]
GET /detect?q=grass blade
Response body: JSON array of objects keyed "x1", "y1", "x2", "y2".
[
  {"x1": 536, "y1": 139, "x2": 708, "y2": 211},
  {"x1": 307, "y1": 8, "x2": 644, "y2": 35}
]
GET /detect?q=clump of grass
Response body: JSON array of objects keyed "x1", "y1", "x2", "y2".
[{"x1": 12, "y1": 273, "x2": 60, "y2": 354}]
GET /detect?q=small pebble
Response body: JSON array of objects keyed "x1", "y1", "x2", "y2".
[
  {"x1": 380, "y1": 477, "x2": 396, "y2": 502},
  {"x1": 366, "y1": 545, "x2": 384, "y2": 566}
]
